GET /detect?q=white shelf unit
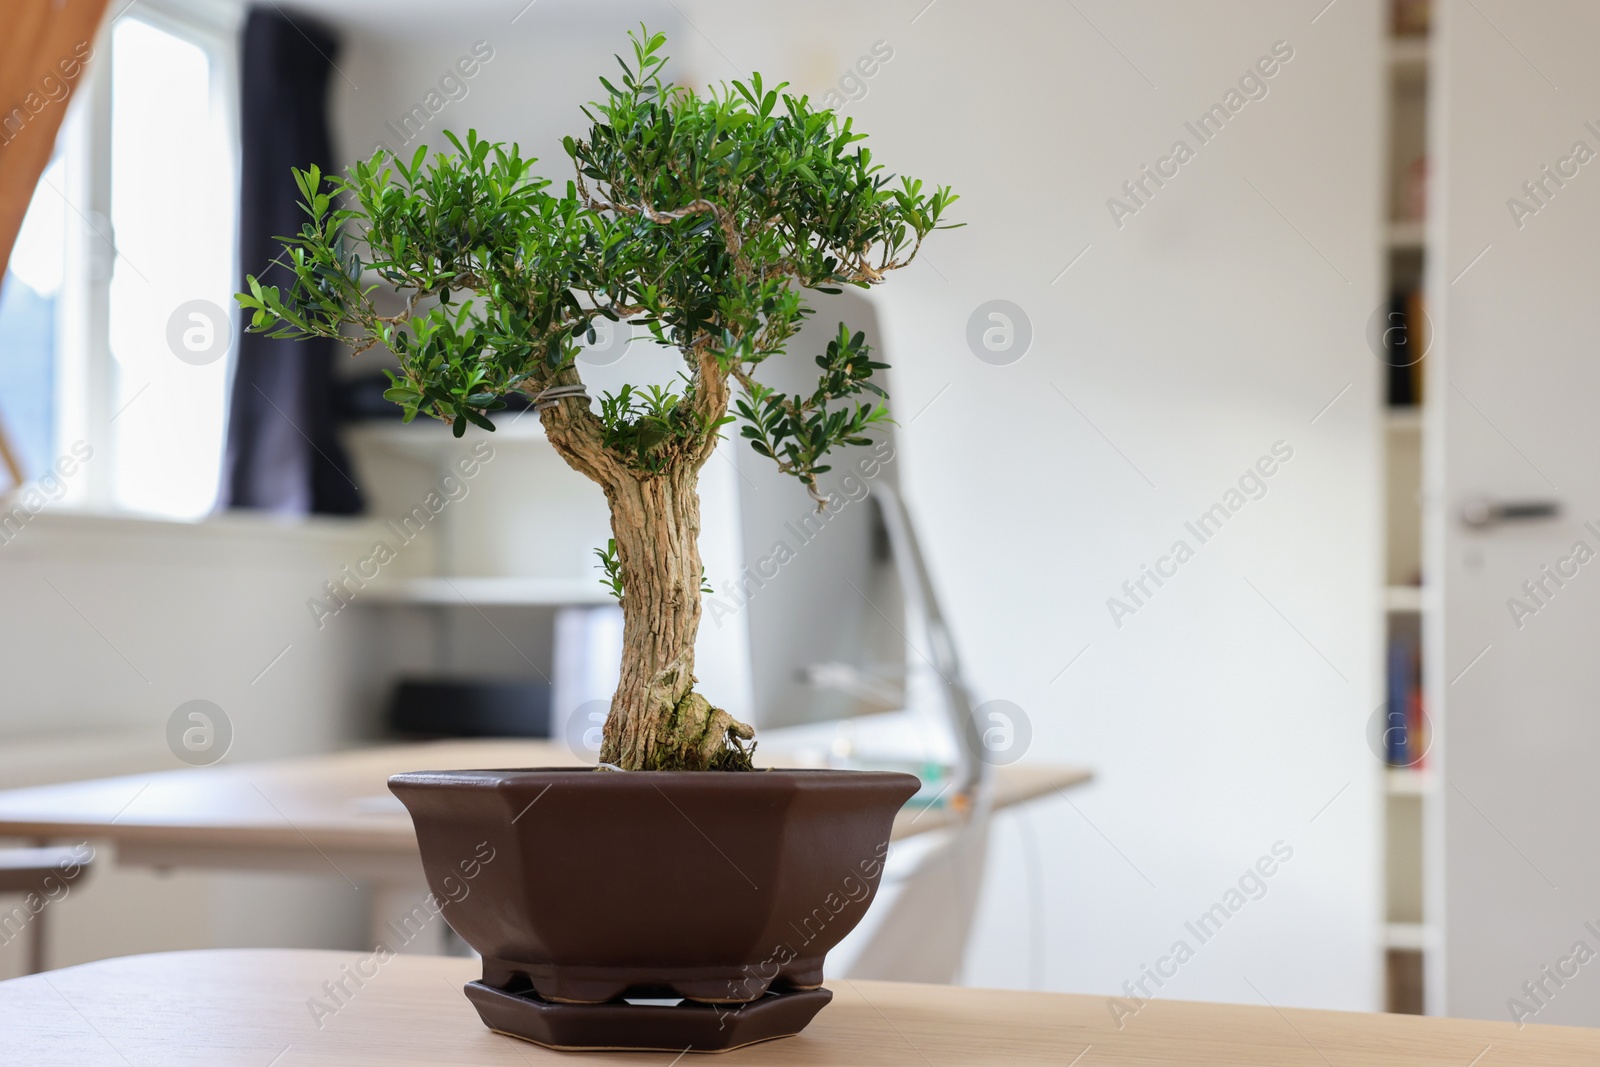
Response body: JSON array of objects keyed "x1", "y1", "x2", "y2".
[
  {"x1": 1387, "y1": 36, "x2": 1430, "y2": 70},
  {"x1": 362, "y1": 575, "x2": 614, "y2": 607},
  {"x1": 1383, "y1": 585, "x2": 1423, "y2": 613},
  {"x1": 1384, "y1": 921, "x2": 1432, "y2": 952},
  {"x1": 1385, "y1": 767, "x2": 1435, "y2": 797},
  {"x1": 1385, "y1": 407, "x2": 1425, "y2": 434},
  {"x1": 336, "y1": 411, "x2": 618, "y2": 735},
  {"x1": 1380, "y1": 26, "x2": 1435, "y2": 1017},
  {"x1": 343, "y1": 411, "x2": 551, "y2": 456},
  {"x1": 342, "y1": 412, "x2": 609, "y2": 610},
  {"x1": 1386, "y1": 220, "x2": 1425, "y2": 251}
]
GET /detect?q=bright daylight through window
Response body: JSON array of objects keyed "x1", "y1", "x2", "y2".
[{"x1": 0, "y1": 9, "x2": 236, "y2": 521}]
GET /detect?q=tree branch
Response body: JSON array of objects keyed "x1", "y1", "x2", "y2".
[
  {"x1": 686, "y1": 343, "x2": 730, "y2": 468},
  {"x1": 583, "y1": 193, "x2": 752, "y2": 279},
  {"x1": 532, "y1": 365, "x2": 623, "y2": 487}
]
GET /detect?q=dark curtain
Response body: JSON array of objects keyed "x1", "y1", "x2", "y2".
[{"x1": 224, "y1": 7, "x2": 362, "y2": 515}]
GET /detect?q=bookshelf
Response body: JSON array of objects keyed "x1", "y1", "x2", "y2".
[
  {"x1": 335, "y1": 400, "x2": 748, "y2": 744},
  {"x1": 1380, "y1": 10, "x2": 1433, "y2": 1018},
  {"x1": 335, "y1": 408, "x2": 618, "y2": 741}
]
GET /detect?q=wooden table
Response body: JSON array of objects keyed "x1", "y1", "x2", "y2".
[
  {"x1": 4, "y1": 948, "x2": 1596, "y2": 1065},
  {"x1": 0, "y1": 740, "x2": 1090, "y2": 948}
]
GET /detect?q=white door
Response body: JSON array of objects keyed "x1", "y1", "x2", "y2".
[{"x1": 1431, "y1": 0, "x2": 1600, "y2": 1023}]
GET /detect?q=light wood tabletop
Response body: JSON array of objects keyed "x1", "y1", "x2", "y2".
[
  {"x1": 0, "y1": 739, "x2": 1090, "y2": 863},
  {"x1": 3, "y1": 948, "x2": 1596, "y2": 1065}
]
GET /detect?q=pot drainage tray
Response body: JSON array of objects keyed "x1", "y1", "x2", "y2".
[{"x1": 464, "y1": 981, "x2": 833, "y2": 1053}]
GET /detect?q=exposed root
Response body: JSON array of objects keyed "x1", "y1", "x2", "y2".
[
  {"x1": 648, "y1": 690, "x2": 756, "y2": 772},
  {"x1": 603, "y1": 651, "x2": 757, "y2": 771}
]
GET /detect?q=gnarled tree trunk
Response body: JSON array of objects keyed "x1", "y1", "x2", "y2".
[
  {"x1": 538, "y1": 364, "x2": 752, "y2": 771},
  {"x1": 598, "y1": 469, "x2": 752, "y2": 770}
]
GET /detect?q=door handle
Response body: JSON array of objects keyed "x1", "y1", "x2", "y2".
[{"x1": 1460, "y1": 498, "x2": 1562, "y2": 528}]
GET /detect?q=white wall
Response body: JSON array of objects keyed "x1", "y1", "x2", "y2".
[
  {"x1": 672, "y1": 0, "x2": 1388, "y2": 1012},
  {"x1": 307, "y1": 0, "x2": 1387, "y2": 1011},
  {"x1": 0, "y1": 513, "x2": 374, "y2": 754},
  {"x1": 326, "y1": 0, "x2": 684, "y2": 179},
  {"x1": 0, "y1": 512, "x2": 380, "y2": 977}
]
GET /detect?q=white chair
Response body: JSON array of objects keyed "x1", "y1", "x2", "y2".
[{"x1": 0, "y1": 846, "x2": 92, "y2": 974}]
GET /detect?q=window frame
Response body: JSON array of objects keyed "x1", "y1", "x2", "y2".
[{"x1": 50, "y1": 0, "x2": 242, "y2": 515}]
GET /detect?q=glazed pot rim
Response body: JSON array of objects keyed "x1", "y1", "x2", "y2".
[{"x1": 389, "y1": 766, "x2": 922, "y2": 787}]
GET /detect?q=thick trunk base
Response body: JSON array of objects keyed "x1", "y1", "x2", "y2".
[{"x1": 599, "y1": 654, "x2": 755, "y2": 771}]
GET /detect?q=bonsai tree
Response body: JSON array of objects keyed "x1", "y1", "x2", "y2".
[{"x1": 237, "y1": 28, "x2": 956, "y2": 771}]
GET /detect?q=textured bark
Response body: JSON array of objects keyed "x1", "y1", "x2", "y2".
[
  {"x1": 599, "y1": 468, "x2": 753, "y2": 770},
  {"x1": 536, "y1": 361, "x2": 754, "y2": 771}
]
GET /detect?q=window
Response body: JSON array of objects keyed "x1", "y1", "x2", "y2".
[
  {"x1": 107, "y1": 14, "x2": 235, "y2": 517},
  {"x1": 0, "y1": 1, "x2": 238, "y2": 520},
  {"x1": 0, "y1": 157, "x2": 67, "y2": 481}
]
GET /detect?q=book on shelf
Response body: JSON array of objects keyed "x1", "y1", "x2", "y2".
[
  {"x1": 1385, "y1": 632, "x2": 1428, "y2": 768},
  {"x1": 1391, "y1": 0, "x2": 1431, "y2": 38},
  {"x1": 1384, "y1": 287, "x2": 1428, "y2": 408}
]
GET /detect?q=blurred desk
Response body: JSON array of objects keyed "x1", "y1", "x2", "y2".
[
  {"x1": 0, "y1": 740, "x2": 1089, "y2": 949},
  {"x1": 5, "y1": 948, "x2": 1596, "y2": 1065}
]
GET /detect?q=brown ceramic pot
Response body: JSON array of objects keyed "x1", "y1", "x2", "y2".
[{"x1": 388, "y1": 767, "x2": 918, "y2": 1006}]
